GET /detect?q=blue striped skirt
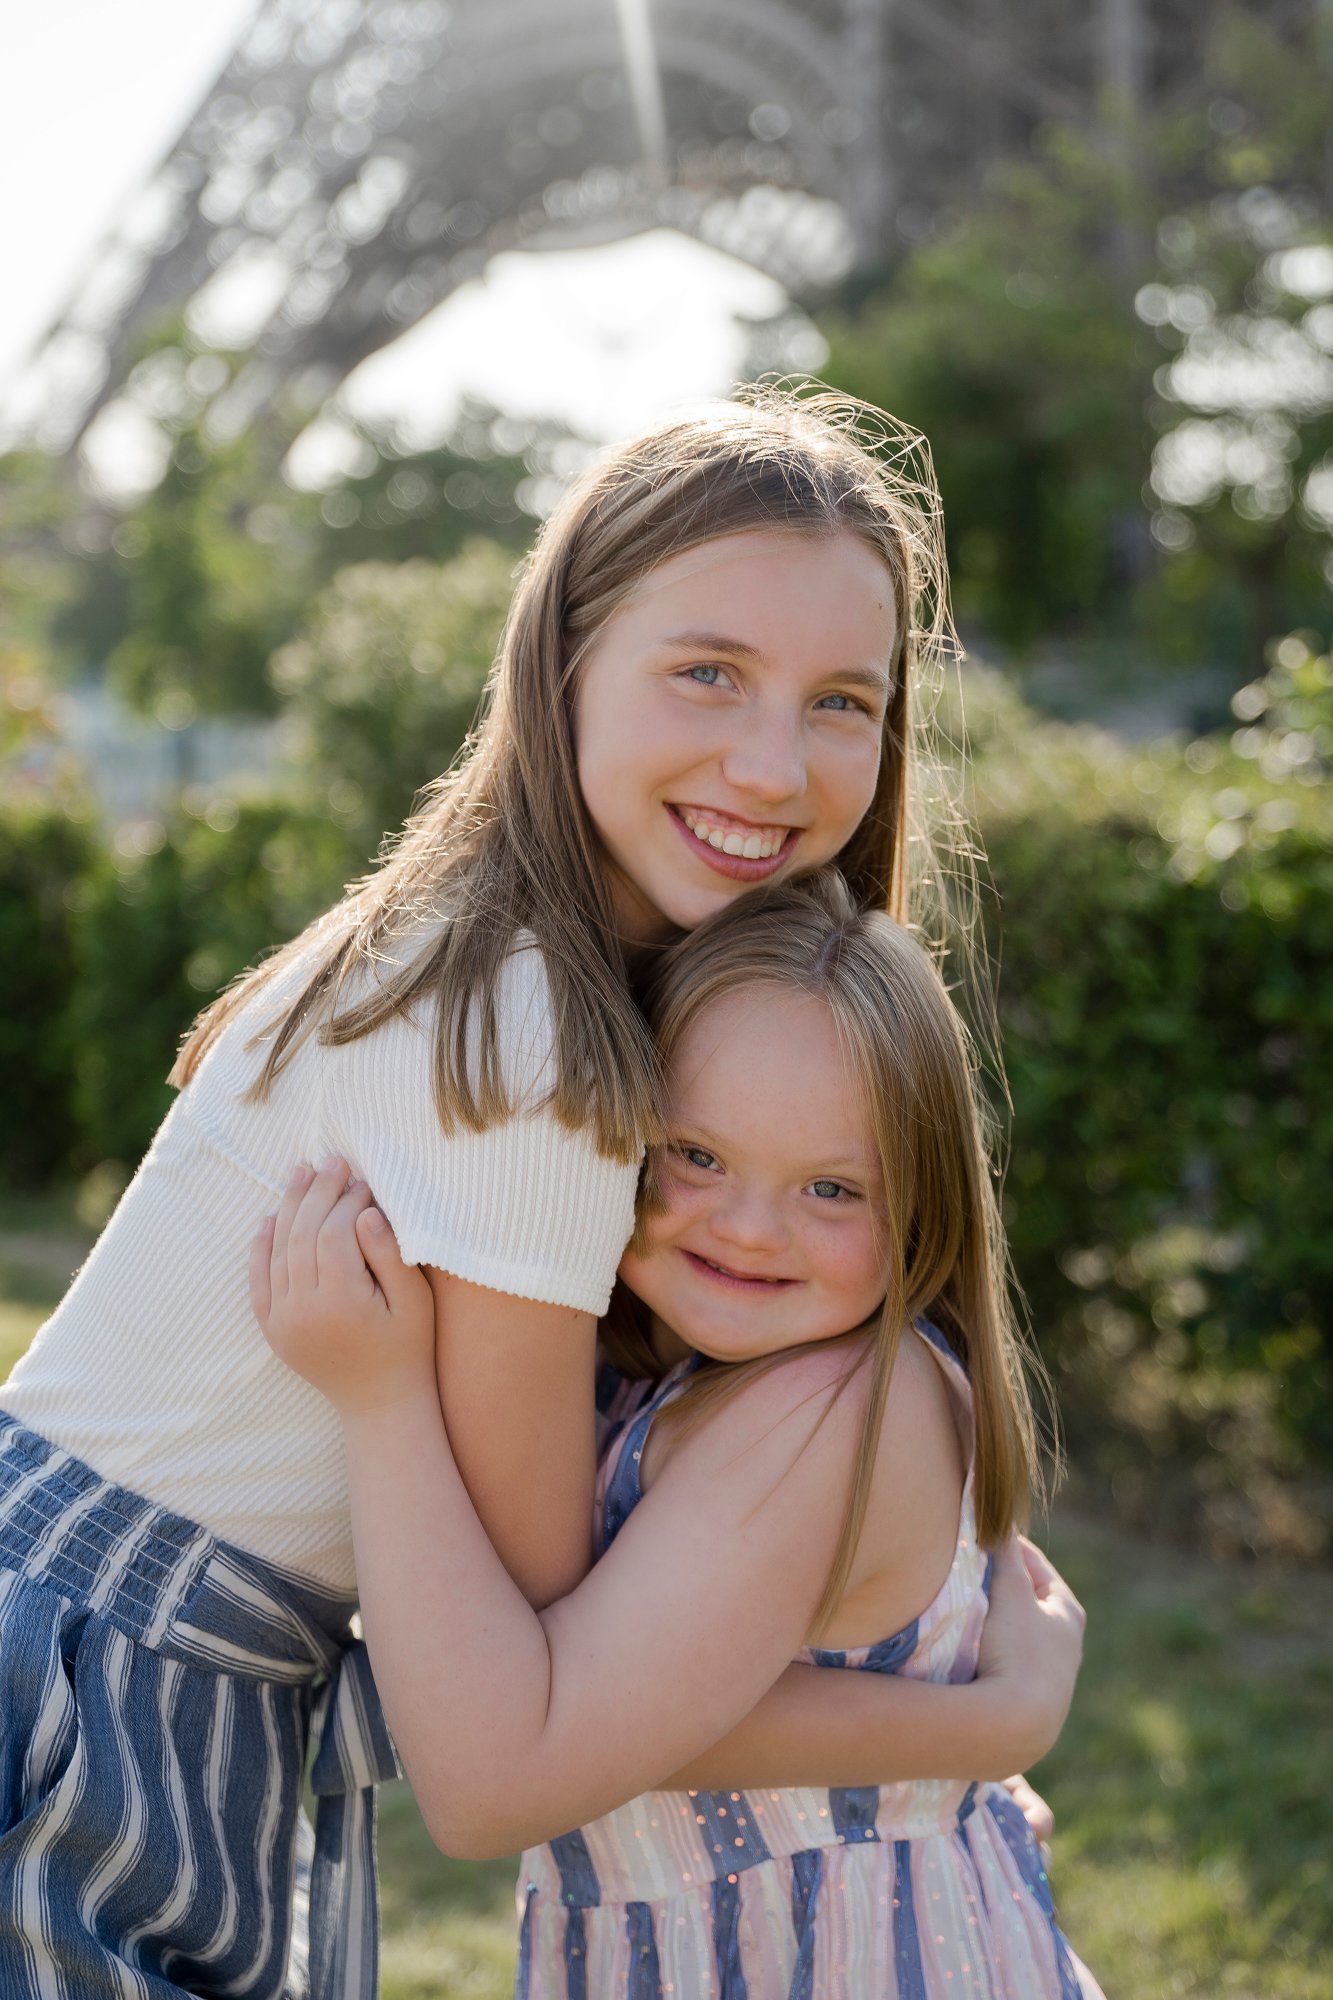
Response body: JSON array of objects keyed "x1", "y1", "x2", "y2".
[{"x1": 0, "y1": 1410, "x2": 399, "y2": 1999}]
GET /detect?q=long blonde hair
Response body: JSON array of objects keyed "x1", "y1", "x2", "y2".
[
  {"x1": 603, "y1": 873, "x2": 1044, "y2": 1639},
  {"x1": 173, "y1": 383, "x2": 966, "y2": 1162}
]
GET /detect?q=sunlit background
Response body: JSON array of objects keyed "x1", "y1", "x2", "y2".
[
  {"x1": 2, "y1": 2, "x2": 1331, "y2": 1993},
  {"x1": 0, "y1": 0, "x2": 831, "y2": 496}
]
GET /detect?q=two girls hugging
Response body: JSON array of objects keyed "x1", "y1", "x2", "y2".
[{"x1": 0, "y1": 387, "x2": 1103, "y2": 1998}]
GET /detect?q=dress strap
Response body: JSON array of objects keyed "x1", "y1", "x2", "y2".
[{"x1": 596, "y1": 1355, "x2": 701, "y2": 1553}]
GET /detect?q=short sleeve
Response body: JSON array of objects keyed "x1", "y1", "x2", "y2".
[{"x1": 321, "y1": 942, "x2": 641, "y2": 1315}]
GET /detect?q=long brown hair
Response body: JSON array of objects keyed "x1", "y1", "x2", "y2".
[
  {"x1": 173, "y1": 383, "x2": 968, "y2": 1162},
  {"x1": 603, "y1": 873, "x2": 1046, "y2": 1639}
]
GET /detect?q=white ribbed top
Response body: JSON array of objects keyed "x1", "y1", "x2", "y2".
[{"x1": 2, "y1": 935, "x2": 640, "y2": 1591}]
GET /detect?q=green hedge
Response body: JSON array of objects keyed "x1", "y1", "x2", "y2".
[
  {"x1": 0, "y1": 799, "x2": 97, "y2": 1183},
  {"x1": 968, "y1": 646, "x2": 1333, "y2": 1507},
  {"x1": 67, "y1": 802, "x2": 355, "y2": 1169},
  {"x1": 2, "y1": 651, "x2": 1330, "y2": 1507}
]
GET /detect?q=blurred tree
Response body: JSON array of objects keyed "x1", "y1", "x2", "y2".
[
  {"x1": 45, "y1": 379, "x2": 556, "y2": 693},
  {"x1": 303, "y1": 401, "x2": 572, "y2": 582},
  {"x1": 107, "y1": 420, "x2": 300, "y2": 739},
  {"x1": 1138, "y1": 12, "x2": 1333, "y2": 672},
  {"x1": 71, "y1": 800, "x2": 351, "y2": 1169},
  {"x1": 0, "y1": 451, "x2": 83, "y2": 662},
  {"x1": 268, "y1": 538, "x2": 514, "y2": 858},
  {"x1": 821, "y1": 8, "x2": 1330, "y2": 680},
  {"x1": 0, "y1": 798, "x2": 95, "y2": 1184},
  {"x1": 822, "y1": 129, "x2": 1148, "y2": 650},
  {"x1": 0, "y1": 647, "x2": 55, "y2": 767}
]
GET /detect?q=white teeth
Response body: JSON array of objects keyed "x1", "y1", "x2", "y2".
[{"x1": 680, "y1": 810, "x2": 787, "y2": 860}]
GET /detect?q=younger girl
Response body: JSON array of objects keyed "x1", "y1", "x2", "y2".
[
  {"x1": 255, "y1": 874, "x2": 1099, "y2": 1998},
  {"x1": 1, "y1": 388, "x2": 1070, "y2": 1996}
]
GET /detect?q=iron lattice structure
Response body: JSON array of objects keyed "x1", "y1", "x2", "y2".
[{"x1": 8, "y1": 0, "x2": 1305, "y2": 455}]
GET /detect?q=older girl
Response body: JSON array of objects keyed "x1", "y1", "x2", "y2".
[
  {"x1": 2, "y1": 389, "x2": 1068, "y2": 1997},
  {"x1": 255, "y1": 875, "x2": 1098, "y2": 1997}
]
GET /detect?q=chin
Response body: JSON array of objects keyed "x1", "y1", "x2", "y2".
[{"x1": 689, "y1": 1327, "x2": 798, "y2": 1365}]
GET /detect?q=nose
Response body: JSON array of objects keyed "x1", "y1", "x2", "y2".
[
  {"x1": 719, "y1": 702, "x2": 807, "y2": 808},
  {"x1": 710, "y1": 1183, "x2": 789, "y2": 1258}
]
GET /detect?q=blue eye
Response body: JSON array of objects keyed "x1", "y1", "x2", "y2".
[
  {"x1": 809, "y1": 1178, "x2": 850, "y2": 1200},
  {"x1": 678, "y1": 1144, "x2": 719, "y2": 1171},
  {"x1": 816, "y1": 691, "x2": 867, "y2": 714}
]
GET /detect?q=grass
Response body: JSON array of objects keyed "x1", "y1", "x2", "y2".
[
  {"x1": 1038, "y1": 1515, "x2": 1333, "y2": 2000},
  {"x1": 0, "y1": 1186, "x2": 94, "y2": 1379},
  {"x1": 378, "y1": 1787, "x2": 518, "y2": 2000},
  {"x1": 2, "y1": 1204, "x2": 1330, "y2": 1997},
  {"x1": 368, "y1": 1512, "x2": 1333, "y2": 2000}
]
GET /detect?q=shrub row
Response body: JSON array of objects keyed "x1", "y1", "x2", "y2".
[
  {"x1": 966, "y1": 652, "x2": 1332, "y2": 1513},
  {"x1": 2, "y1": 656, "x2": 1329, "y2": 1500},
  {"x1": 0, "y1": 799, "x2": 354, "y2": 1179}
]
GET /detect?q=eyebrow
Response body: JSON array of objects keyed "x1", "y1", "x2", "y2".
[
  {"x1": 661, "y1": 630, "x2": 892, "y2": 694},
  {"x1": 668, "y1": 1127, "x2": 877, "y2": 1177},
  {"x1": 661, "y1": 628, "x2": 763, "y2": 659}
]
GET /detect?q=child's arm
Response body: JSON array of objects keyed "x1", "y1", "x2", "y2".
[
  {"x1": 659, "y1": 1539, "x2": 1081, "y2": 1790},
  {"x1": 261, "y1": 1161, "x2": 594, "y2": 1610},
  {"x1": 254, "y1": 1171, "x2": 1083, "y2": 1860},
  {"x1": 421, "y1": 1265, "x2": 595, "y2": 1607}
]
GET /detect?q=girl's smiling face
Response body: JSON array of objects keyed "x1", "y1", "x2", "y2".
[
  {"x1": 572, "y1": 527, "x2": 896, "y2": 944},
  {"x1": 619, "y1": 985, "x2": 888, "y2": 1365}
]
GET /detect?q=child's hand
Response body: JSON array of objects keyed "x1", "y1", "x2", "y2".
[
  {"x1": 977, "y1": 1535, "x2": 1086, "y2": 1769},
  {"x1": 250, "y1": 1157, "x2": 436, "y2": 1419},
  {"x1": 1002, "y1": 1771, "x2": 1055, "y2": 1863}
]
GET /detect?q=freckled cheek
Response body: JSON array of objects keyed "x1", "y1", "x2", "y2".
[
  {"x1": 651, "y1": 1182, "x2": 716, "y2": 1247},
  {"x1": 808, "y1": 1228, "x2": 887, "y2": 1312}
]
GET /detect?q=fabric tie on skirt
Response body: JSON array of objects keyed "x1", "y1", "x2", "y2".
[{"x1": 0, "y1": 1410, "x2": 400, "y2": 2000}]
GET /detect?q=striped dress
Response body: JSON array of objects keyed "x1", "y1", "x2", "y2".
[{"x1": 515, "y1": 1328, "x2": 1104, "y2": 1999}]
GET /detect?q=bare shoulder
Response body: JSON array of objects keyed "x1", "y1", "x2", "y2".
[
  {"x1": 876, "y1": 1327, "x2": 962, "y2": 1479},
  {"x1": 826, "y1": 1325, "x2": 967, "y2": 1632},
  {"x1": 647, "y1": 1340, "x2": 870, "y2": 1494}
]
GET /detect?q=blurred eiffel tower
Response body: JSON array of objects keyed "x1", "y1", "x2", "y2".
[{"x1": 5, "y1": 0, "x2": 1302, "y2": 461}]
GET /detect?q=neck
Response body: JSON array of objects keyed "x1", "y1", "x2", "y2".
[{"x1": 647, "y1": 1314, "x2": 693, "y2": 1371}]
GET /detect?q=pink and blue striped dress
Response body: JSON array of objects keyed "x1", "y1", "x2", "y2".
[{"x1": 514, "y1": 1324, "x2": 1104, "y2": 1999}]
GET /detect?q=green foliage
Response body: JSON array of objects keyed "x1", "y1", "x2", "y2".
[
  {"x1": 108, "y1": 424, "x2": 301, "y2": 721},
  {"x1": 823, "y1": 138, "x2": 1148, "y2": 650},
  {"x1": 968, "y1": 642, "x2": 1333, "y2": 1507},
  {"x1": 4, "y1": 601, "x2": 1331, "y2": 1520},
  {"x1": 269, "y1": 541, "x2": 512, "y2": 852},
  {"x1": 1137, "y1": 13, "x2": 1333, "y2": 671},
  {"x1": 6, "y1": 538, "x2": 509, "y2": 1177},
  {"x1": 306, "y1": 404, "x2": 555, "y2": 577},
  {"x1": 49, "y1": 393, "x2": 557, "y2": 691},
  {"x1": 1038, "y1": 1514, "x2": 1333, "y2": 1996},
  {"x1": 70, "y1": 802, "x2": 353, "y2": 1168},
  {"x1": 820, "y1": 8, "x2": 1332, "y2": 681},
  {"x1": 0, "y1": 452, "x2": 82, "y2": 664},
  {"x1": 0, "y1": 800, "x2": 96, "y2": 1184},
  {"x1": 1, "y1": 647, "x2": 62, "y2": 766}
]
